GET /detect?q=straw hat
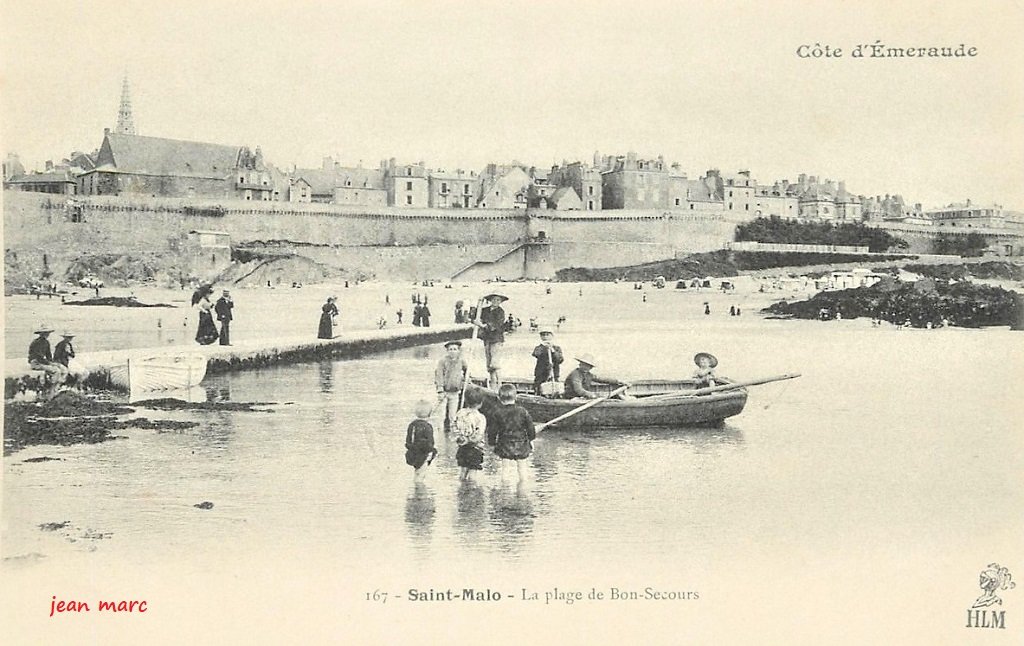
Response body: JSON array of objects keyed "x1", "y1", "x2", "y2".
[
  {"x1": 484, "y1": 293, "x2": 508, "y2": 303},
  {"x1": 538, "y1": 327, "x2": 554, "y2": 336},
  {"x1": 61, "y1": 330, "x2": 75, "y2": 338},
  {"x1": 694, "y1": 352, "x2": 718, "y2": 368},
  {"x1": 34, "y1": 324, "x2": 54, "y2": 334},
  {"x1": 575, "y1": 353, "x2": 597, "y2": 367},
  {"x1": 443, "y1": 340, "x2": 462, "y2": 349}
]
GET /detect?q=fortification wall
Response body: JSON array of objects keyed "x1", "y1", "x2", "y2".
[{"x1": 4, "y1": 191, "x2": 741, "y2": 281}]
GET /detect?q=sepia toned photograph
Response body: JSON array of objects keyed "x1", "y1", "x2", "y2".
[{"x1": 2, "y1": 1, "x2": 1022, "y2": 644}]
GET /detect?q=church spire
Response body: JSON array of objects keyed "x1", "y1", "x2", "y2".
[{"x1": 115, "y1": 74, "x2": 136, "y2": 135}]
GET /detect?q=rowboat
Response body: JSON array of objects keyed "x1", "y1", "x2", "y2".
[
  {"x1": 109, "y1": 353, "x2": 208, "y2": 400},
  {"x1": 469, "y1": 377, "x2": 748, "y2": 429}
]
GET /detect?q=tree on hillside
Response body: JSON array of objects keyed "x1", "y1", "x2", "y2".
[
  {"x1": 932, "y1": 232, "x2": 989, "y2": 257},
  {"x1": 734, "y1": 216, "x2": 908, "y2": 253}
]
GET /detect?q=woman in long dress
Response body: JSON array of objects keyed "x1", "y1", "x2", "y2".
[
  {"x1": 192, "y1": 284, "x2": 219, "y2": 345},
  {"x1": 318, "y1": 296, "x2": 339, "y2": 339}
]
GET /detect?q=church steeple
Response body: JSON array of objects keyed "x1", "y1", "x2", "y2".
[{"x1": 115, "y1": 75, "x2": 136, "y2": 135}]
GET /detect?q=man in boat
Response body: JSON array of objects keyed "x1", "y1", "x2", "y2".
[
  {"x1": 434, "y1": 340, "x2": 469, "y2": 432},
  {"x1": 28, "y1": 324, "x2": 69, "y2": 386},
  {"x1": 474, "y1": 293, "x2": 507, "y2": 389},
  {"x1": 215, "y1": 289, "x2": 234, "y2": 346},
  {"x1": 563, "y1": 353, "x2": 627, "y2": 400}
]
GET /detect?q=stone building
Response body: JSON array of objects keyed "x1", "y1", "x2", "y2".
[
  {"x1": 477, "y1": 164, "x2": 530, "y2": 209},
  {"x1": 383, "y1": 159, "x2": 429, "y2": 207},
  {"x1": 549, "y1": 160, "x2": 603, "y2": 211},
  {"x1": 4, "y1": 170, "x2": 77, "y2": 195},
  {"x1": 753, "y1": 181, "x2": 800, "y2": 218},
  {"x1": 685, "y1": 174, "x2": 725, "y2": 211},
  {"x1": 76, "y1": 130, "x2": 269, "y2": 199},
  {"x1": 548, "y1": 186, "x2": 583, "y2": 210},
  {"x1": 428, "y1": 169, "x2": 478, "y2": 208},
  {"x1": 600, "y1": 152, "x2": 671, "y2": 209},
  {"x1": 926, "y1": 200, "x2": 1008, "y2": 228}
]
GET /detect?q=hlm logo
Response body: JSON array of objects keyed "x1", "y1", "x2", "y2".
[{"x1": 966, "y1": 563, "x2": 1015, "y2": 630}]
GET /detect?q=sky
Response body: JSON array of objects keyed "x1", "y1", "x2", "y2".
[{"x1": 1, "y1": 0, "x2": 1022, "y2": 210}]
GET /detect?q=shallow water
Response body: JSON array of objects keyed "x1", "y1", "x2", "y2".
[{"x1": 4, "y1": 285, "x2": 1023, "y2": 643}]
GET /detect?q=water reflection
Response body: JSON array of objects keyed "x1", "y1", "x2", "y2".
[
  {"x1": 318, "y1": 361, "x2": 334, "y2": 393},
  {"x1": 487, "y1": 482, "x2": 535, "y2": 555},
  {"x1": 404, "y1": 482, "x2": 436, "y2": 553},
  {"x1": 453, "y1": 480, "x2": 487, "y2": 547}
]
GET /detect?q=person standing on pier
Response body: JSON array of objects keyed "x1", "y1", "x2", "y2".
[
  {"x1": 434, "y1": 340, "x2": 468, "y2": 432},
  {"x1": 215, "y1": 289, "x2": 234, "y2": 346},
  {"x1": 318, "y1": 296, "x2": 339, "y2": 339},
  {"x1": 475, "y1": 293, "x2": 507, "y2": 389},
  {"x1": 192, "y1": 285, "x2": 219, "y2": 345}
]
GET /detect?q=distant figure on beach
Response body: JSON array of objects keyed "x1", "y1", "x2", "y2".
[
  {"x1": 486, "y1": 384, "x2": 535, "y2": 482},
  {"x1": 453, "y1": 388, "x2": 487, "y2": 481},
  {"x1": 532, "y1": 328, "x2": 564, "y2": 396},
  {"x1": 692, "y1": 352, "x2": 718, "y2": 388},
  {"x1": 564, "y1": 354, "x2": 627, "y2": 400},
  {"x1": 405, "y1": 400, "x2": 437, "y2": 483},
  {"x1": 396, "y1": 309, "x2": 404, "y2": 324},
  {"x1": 215, "y1": 289, "x2": 234, "y2": 346},
  {"x1": 730, "y1": 305, "x2": 736, "y2": 316},
  {"x1": 385, "y1": 294, "x2": 390, "y2": 305},
  {"x1": 192, "y1": 285, "x2": 219, "y2": 345},
  {"x1": 557, "y1": 315, "x2": 567, "y2": 329},
  {"x1": 475, "y1": 293, "x2": 508, "y2": 389},
  {"x1": 28, "y1": 324, "x2": 69, "y2": 386},
  {"x1": 318, "y1": 296, "x2": 339, "y2": 339},
  {"x1": 434, "y1": 340, "x2": 468, "y2": 433},
  {"x1": 420, "y1": 298, "x2": 431, "y2": 327},
  {"x1": 704, "y1": 302, "x2": 711, "y2": 316},
  {"x1": 454, "y1": 300, "x2": 465, "y2": 324}
]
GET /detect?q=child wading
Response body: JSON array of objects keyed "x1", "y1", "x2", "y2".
[
  {"x1": 404, "y1": 400, "x2": 438, "y2": 482},
  {"x1": 452, "y1": 388, "x2": 487, "y2": 480},
  {"x1": 486, "y1": 384, "x2": 536, "y2": 482}
]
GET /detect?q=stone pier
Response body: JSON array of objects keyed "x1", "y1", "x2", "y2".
[{"x1": 5, "y1": 324, "x2": 475, "y2": 398}]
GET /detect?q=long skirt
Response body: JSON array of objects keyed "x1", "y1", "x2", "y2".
[
  {"x1": 317, "y1": 312, "x2": 334, "y2": 339},
  {"x1": 195, "y1": 311, "x2": 219, "y2": 345}
]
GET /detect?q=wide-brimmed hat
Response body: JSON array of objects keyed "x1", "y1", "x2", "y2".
[
  {"x1": 538, "y1": 327, "x2": 554, "y2": 336},
  {"x1": 694, "y1": 352, "x2": 718, "y2": 368},
  {"x1": 575, "y1": 353, "x2": 597, "y2": 367},
  {"x1": 34, "y1": 324, "x2": 54, "y2": 334},
  {"x1": 61, "y1": 330, "x2": 75, "y2": 338},
  {"x1": 443, "y1": 340, "x2": 462, "y2": 349},
  {"x1": 484, "y1": 293, "x2": 508, "y2": 303}
]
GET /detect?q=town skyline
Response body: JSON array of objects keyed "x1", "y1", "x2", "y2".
[{"x1": 2, "y1": 1, "x2": 1022, "y2": 211}]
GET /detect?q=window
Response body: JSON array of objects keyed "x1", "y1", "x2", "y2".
[
  {"x1": 346, "y1": 180, "x2": 352, "y2": 187},
  {"x1": 745, "y1": 204, "x2": 749, "y2": 210},
  {"x1": 728, "y1": 202, "x2": 732, "y2": 210},
  {"x1": 588, "y1": 201, "x2": 594, "y2": 210},
  {"x1": 239, "y1": 176, "x2": 244, "y2": 183},
  {"x1": 406, "y1": 195, "x2": 412, "y2": 205},
  {"x1": 441, "y1": 182, "x2": 448, "y2": 193},
  {"x1": 675, "y1": 198, "x2": 681, "y2": 206},
  {"x1": 463, "y1": 184, "x2": 470, "y2": 195},
  {"x1": 406, "y1": 168, "x2": 412, "y2": 176},
  {"x1": 728, "y1": 190, "x2": 732, "y2": 197},
  {"x1": 690, "y1": 204, "x2": 694, "y2": 210},
  {"x1": 406, "y1": 181, "x2": 413, "y2": 190},
  {"x1": 588, "y1": 185, "x2": 594, "y2": 195}
]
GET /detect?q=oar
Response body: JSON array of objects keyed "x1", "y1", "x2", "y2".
[
  {"x1": 536, "y1": 384, "x2": 630, "y2": 433},
  {"x1": 652, "y1": 373, "x2": 801, "y2": 399},
  {"x1": 459, "y1": 296, "x2": 487, "y2": 405}
]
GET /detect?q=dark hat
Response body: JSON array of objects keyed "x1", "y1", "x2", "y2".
[
  {"x1": 694, "y1": 352, "x2": 718, "y2": 368},
  {"x1": 444, "y1": 340, "x2": 462, "y2": 349},
  {"x1": 484, "y1": 293, "x2": 508, "y2": 303}
]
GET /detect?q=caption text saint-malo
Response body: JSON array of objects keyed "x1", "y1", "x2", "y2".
[{"x1": 797, "y1": 42, "x2": 977, "y2": 59}]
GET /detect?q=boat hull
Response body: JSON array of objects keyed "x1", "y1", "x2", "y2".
[
  {"x1": 470, "y1": 378, "x2": 747, "y2": 429},
  {"x1": 109, "y1": 353, "x2": 209, "y2": 399}
]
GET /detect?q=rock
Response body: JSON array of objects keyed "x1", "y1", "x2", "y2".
[{"x1": 194, "y1": 502, "x2": 214, "y2": 510}]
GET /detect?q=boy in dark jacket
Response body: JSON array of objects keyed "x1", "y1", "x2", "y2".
[{"x1": 487, "y1": 384, "x2": 535, "y2": 482}]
